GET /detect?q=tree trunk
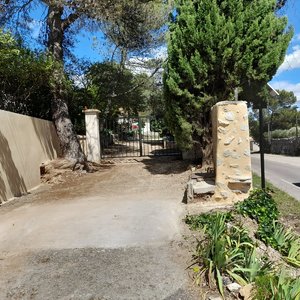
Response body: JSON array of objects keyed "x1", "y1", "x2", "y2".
[
  {"x1": 199, "y1": 110, "x2": 213, "y2": 169},
  {"x1": 47, "y1": 5, "x2": 86, "y2": 165}
]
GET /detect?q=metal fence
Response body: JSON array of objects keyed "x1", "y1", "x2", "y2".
[{"x1": 100, "y1": 116, "x2": 181, "y2": 158}]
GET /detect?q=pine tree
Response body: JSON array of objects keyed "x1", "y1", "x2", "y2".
[{"x1": 164, "y1": 0, "x2": 292, "y2": 165}]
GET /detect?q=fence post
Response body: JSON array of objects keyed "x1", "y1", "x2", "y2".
[
  {"x1": 138, "y1": 116, "x2": 143, "y2": 156},
  {"x1": 84, "y1": 109, "x2": 101, "y2": 163}
]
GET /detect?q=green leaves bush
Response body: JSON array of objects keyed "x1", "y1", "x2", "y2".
[
  {"x1": 235, "y1": 189, "x2": 279, "y2": 224},
  {"x1": 235, "y1": 189, "x2": 281, "y2": 247},
  {"x1": 186, "y1": 188, "x2": 300, "y2": 299}
]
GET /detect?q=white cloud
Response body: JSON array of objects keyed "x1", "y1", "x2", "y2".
[
  {"x1": 271, "y1": 81, "x2": 300, "y2": 106},
  {"x1": 277, "y1": 44, "x2": 300, "y2": 74},
  {"x1": 295, "y1": 33, "x2": 300, "y2": 41},
  {"x1": 28, "y1": 20, "x2": 43, "y2": 39},
  {"x1": 151, "y1": 46, "x2": 167, "y2": 60},
  {"x1": 127, "y1": 46, "x2": 167, "y2": 77}
]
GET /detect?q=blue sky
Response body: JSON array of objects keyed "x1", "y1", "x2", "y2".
[
  {"x1": 270, "y1": 0, "x2": 300, "y2": 107},
  {"x1": 27, "y1": 1, "x2": 300, "y2": 106}
]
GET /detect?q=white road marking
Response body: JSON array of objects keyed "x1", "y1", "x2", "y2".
[{"x1": 281, "y1": 179, "x2": 300, "y2": 190}]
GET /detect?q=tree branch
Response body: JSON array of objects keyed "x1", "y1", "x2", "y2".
[
  {"x1": 110, "y1": 59, "x2": 165, "y2": 98},
  {"x1": 62, "y1": 12, "x2": 79, "y2": 30}
]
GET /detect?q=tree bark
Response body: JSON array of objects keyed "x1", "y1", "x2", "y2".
[
  {"x1": 47, "y1": 5, "x2": 86, "y2": 165},
  {"x1": 199, "y1": 110, "x2": 213, "y2": 169}
]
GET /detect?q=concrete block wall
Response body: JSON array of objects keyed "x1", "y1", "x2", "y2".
[
  {"x1": 211, "y1": 101, "x2": 252, "y2": 202},
  {"x1": 0, "y1": 110, "x2": 61, "y2": 203}
]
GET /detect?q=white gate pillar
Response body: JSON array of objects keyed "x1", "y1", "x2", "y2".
[{"x1": 84, "y1": 109, "x2": 101, "y2": 163}]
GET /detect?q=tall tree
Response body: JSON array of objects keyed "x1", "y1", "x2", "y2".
[
  {"x1": 1, "y1": 0, "x2": 166, "y2": 166},
  {"x1": 0, "y1": 30, "x2": 52, "y2": 119},
  {"x1": 164, "y1": 0, "x2": 292, "y2": 165},
  {"x1": 249, "y1": 89, "x2": 298, "y2": 141}
]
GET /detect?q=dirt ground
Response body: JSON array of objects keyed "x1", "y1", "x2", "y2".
[{"x1": 0, "y1": 157, "x2": 201, "y2": 300}]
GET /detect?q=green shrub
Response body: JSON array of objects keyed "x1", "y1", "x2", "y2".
[
  {"x1": 235, "y1": 189, "x2": 280, "y2": 246},
  {"x1": 235, "y1": 189, "x2": 279, "y2": 224}
]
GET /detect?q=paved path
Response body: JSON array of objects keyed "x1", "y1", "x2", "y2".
[
  {"x1": 0, "y1": 158, "x2": 198, "y2": 300},
  {"x1": 251, "y1": 153, "x2": 300, "y2": 201}
]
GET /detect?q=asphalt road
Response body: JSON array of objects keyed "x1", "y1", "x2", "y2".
[{"x1": 251, "y1": 153, "x2": 300, "y2": 201}]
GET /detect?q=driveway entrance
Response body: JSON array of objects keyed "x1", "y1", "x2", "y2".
[
  {"x1": 0, "y1": 158, "x2": 198, "y2": 299},
  {"x1": 101, "y1": 116, "x2": 181, "y2": 158}
]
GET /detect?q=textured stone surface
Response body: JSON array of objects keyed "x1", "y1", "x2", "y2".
[
  {"x1": 211, "y1": 101, "x2": 252, "y2": 203},
  {"x1": 193, "y1": 180, "x2": 215, "y2": 194},
  {"x1": 226, "y1": 282, "x2": 241, "y2": 292}
]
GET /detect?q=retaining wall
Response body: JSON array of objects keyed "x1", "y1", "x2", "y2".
[
  {"x1": 270, "y1": 137, "x2": 300, "y2": 156},
  {"x1": 0, "y1": 110, "x2": 61, "y2": 203}
]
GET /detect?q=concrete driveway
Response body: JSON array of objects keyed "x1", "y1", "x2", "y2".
[{"x1": 0, "y1": 158, "x2": 198, "y2": 299}]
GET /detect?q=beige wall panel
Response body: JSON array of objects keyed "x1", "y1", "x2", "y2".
[{"x1": 0, "y1": 110, "x2": 61, "y2": 203}]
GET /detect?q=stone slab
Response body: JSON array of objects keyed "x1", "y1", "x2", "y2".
[{"x1": 193, "y1": 180, "x2": 215, "y2": 194}]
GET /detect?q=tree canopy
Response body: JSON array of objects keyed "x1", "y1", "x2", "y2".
[
  {"x1": 0, "y1": 0, "x2": 169, "y2": 165},
  {"x1": 0, "y1": 29, "x2": 52, "y2": 119},
  {"x1": 164, "y1": 0, "x2": 292, "y2": 161},
  {"x1": 249, "y1": 89, "x2": 299, "y2": 141}
]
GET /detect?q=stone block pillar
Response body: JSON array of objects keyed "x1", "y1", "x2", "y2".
[
  {"x1": 211, "y1": 101, "x2": 252, "y2": 202},
  {"x1": 84, "y1": 109, "x2": 101, "y2": 163}
]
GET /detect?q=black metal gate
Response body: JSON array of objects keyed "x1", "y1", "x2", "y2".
[{"x1": 100, "y1": 116, "x2": 181, "y2": 158}]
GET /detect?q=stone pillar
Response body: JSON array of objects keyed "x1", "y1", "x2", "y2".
[
  {"x1": 211, "y1": 101, "x2": 252, "y2": 202},
  {"x1": 84, "y1": 109, "x2": 101, "y2": 163}
]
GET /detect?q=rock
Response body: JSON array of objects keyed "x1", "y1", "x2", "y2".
[
  {"x1": 266, "y1": 246, "x2": 282, "y2": 263},
  {"x1": 186, "y1": 180, "x2": 194, "y2": 201},
  {"x1": 193, "y1": 180, "x2": 215, "y2": 194},
  {"x1": 239, "y1": 283, "x2": 254, "y2": 300},
  {"x1": 207, "y1": 294, "x2": 223, "y2": 300},
  {"x1": 222, "y1": 276, "x2": 232, "y2": 286},
  {"x1": 226, "y1": 282, "x2": 241, "y2": 292}
]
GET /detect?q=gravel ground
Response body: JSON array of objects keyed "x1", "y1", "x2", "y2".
[{"x1": 0, "y1": 157, "x2": 200, "y2": 300}]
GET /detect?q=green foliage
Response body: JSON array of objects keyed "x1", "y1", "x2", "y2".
[
  {"x1": 0, "y1": 29, "x2": 53, "y2": 119},
  {"x1": 229, "y1": 248, "x2": 272, "y2": 285},
  {"x1": 252, "y1": 173, "x2": 300, "y2": 218},
  {"x1": 284, "y1": 239, "x2": 300, "y2": 268},
  {"x1": 235, "y1": 189, "x2": 284, "y2": 248},
  {"x1": 249, "y1": 89, "x2": 298, "y2": 142},
  {"x1": 185, "y1": 212, "x2": 232, "y2": 231},
  {"x1": 255, "y1": 271, "x2": 300, "y2": 300},
  {"x1": 235, "y1": 189, "x2": 279, "y2": 225},
  {"x1": 192, "y1": 213, "x2": 255, "y2": 296},
  {"x1": 236, "y1": 188, "x2": 300, "y2": 266},
  {"x1": 85, "y1": 62, "x2": 157, "y2": 117},
  {"x1": 269, "y1": 127, "x2": 298, "y2": 139},
  {"x1": 164, "y1": 0, "x2": 292, "y2": 149},
  {"x1": 271, "y1": 221, "x2": 295, "y2": 254}
]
